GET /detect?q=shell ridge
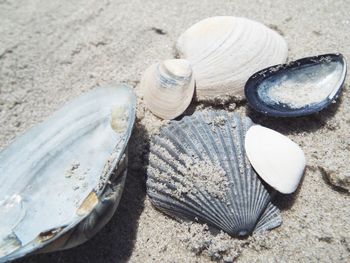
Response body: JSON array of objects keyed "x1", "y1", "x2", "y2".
[
  {"x1": 153, "y1": 116, "x2": 242, "y2": 231},
  {"x1": 176, "y1": 18, "x2": 234, "y2": 63},
  {"x1": 220, "y1": 113, "x2": 246, "y2": 228},
  {"x1": 180, "y1": 118, "x2": 211, "y2": 160},
  {"x1": 242, "y1": 119, "x2": 270, "y2": 230},
  {"x1": 197, "y1": 112, "x2": 248, "y2": 230},
  {"x1": 189, "y1": 114, "x2": 221, "y2": 163},
  {"x1": 228, "y1": 114, "x2": 249, "y2": 229},
  {"x1": 163, "y1": 123, "x2": 202, "y2": 158},
  {"x1": 195, "y1": 112, "x2": 225, "y2": 163},
  {"x1": 148, "y1": 194, "x2": 232, "y2": 232},
  {"x1": 189, "y1": 19, "x2": 241, "y2": 66},
  {"x1": 181, "y1": 116, "x2": 245, "y2": 228},
  {"x1": 207, "y1": 111, "x2": 243, "y2": 228},
  {"x1": 238, "y1": 116, "x2": 265, "y2": 231},
  {"x1": 172, "y1": 117, "x2": 238, "y2": 227},
  {"x1": 184, "y1": 119, "x2": 215, "y2": 162},
  {"x1": 194, "y1": 21, "x2": 258, "y2": 75},
  {"x1": 229, "y1": 114, "x2": 254, "y2": 231},
  {"x1": 147, "y1": 160, "x2": 183, "y2": 190},
  {"x1": 150, "y1": 140, "x2": 187, "y2": 172},
  {"x1": 147, "y1": 184, "x2": 233, "y2": 232},
  {"x1": 240, "y1": 115, "x2": 265, "y2": 231},
  {"x1": 241, "y1": 125, "x2": 272, "y2": 219},
  {"x1": 252, "y1": 180, "x2": 271, "y2": 227},
  {"x1": 198, "y1": 112, "x2": 250, "y2": 232},
  {"x1": 254, "y1": 202, "x2": 282, "y2": 232},
  {"x1": 148, "y1": 142, "x2": 234, "y2": 231},
  {"x1": 239, "y1": 117, "x2": 255, "y2": 229},
  {"x1": 193, "y1": 29, "x2": 272, "y2": 76}
]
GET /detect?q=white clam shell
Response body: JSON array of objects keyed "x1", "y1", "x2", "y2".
[
  {"x1": 245, "y1": 125, "x2": 306, "y2": 194},
  {"x1": 176, "y1": 16, "x2": 288, "y2": 100},
  {"x1": 140, "y1": 59, "x2": 195, "y2": 120}
]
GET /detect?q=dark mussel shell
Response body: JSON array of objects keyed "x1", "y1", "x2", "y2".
[{"x1": 245, "y1": 53, "x2": 347, "y2": 117}]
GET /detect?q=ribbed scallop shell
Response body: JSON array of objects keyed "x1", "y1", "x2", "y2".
[
  {"x1": 140, "y1": 59, "x2": 195, "y2": 120},
  {"x1": 0, "y1": 85, "x2": 136, "y2": 262},
  {"x1": 176, "y1": 16, "x2": 288, "y2": 101},
  {"x1": 146, "y1": 111, "x2": 282, "y2": 236}
]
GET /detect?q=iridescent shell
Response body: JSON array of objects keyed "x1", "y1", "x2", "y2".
[{"x1": 0, "y1": 85, "x2": 136, "y2": 262}]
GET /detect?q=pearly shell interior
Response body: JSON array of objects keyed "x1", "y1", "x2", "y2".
[{"x1": 0, "y1": 85, "x2": 136, "y2": 262}]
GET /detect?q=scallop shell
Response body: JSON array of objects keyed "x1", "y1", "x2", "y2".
[
  {"x1": 245, "y1": 125, "x2": 306, "y2": 194},
  {"x1": 140, "y1": 59, "x2": 195, "y2": 120},
  {"x1": 176, "y1": 16, "x2": 288, "y2": 101},
  {"x1": 146, "y1": 111, "x2": 282, "y2": 237},
  {"x1": 0, "y1": 84, "x2": 136, "y2": 262},
  {"x1": 245, "y1": 53, "x2": 347, "y2": 117}
]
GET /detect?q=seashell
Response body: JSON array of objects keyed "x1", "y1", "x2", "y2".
[
  {"x1": 245, "y1": 125, "x2": 306, "y2": 194},
  {"x1": 0, "y1": 84, "x2": 136, "y2": 262},
  {"x1": 140, "y1": 59, "x2": 195, "y2": 120},
  {"x1": 146, "y1": 111, "x2": 282, "y2": 237},
  {"x1": 176, "y1": 16, "x2": 288, "y2": 101},
  {"x1": 245, "y1": 53, "x2": 347, "y2": 117}
]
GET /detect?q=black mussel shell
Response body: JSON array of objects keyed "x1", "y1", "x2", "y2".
[{"x1": 245, "y1": 53, "x2": 347, "y2": 117}]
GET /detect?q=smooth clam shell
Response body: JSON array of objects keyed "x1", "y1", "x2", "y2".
[
  {"x1": 146, "y1": 111, "x2": 282, "y2": 237},
  {"x1": 245, "y1": 125, "x2": 306, "y2": 194},
  {"x1": 176, "y1": 16, "x2": 288, "y2": 100},
  {"x1": 244, "y1": 53, "x2": 347, "y2": 117},
  {"x1": 0, "y1": 85, "x2": 136, "y2": 262},
  {"x1": 140, "y1": 59, "x2": 195, "y2": 120}
]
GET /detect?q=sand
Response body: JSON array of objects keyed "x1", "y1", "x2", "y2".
[{"x1": 0, "y1": 0, "x2": 349, "y2": 262}]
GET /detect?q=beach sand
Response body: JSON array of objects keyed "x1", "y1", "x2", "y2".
[{"x1": 0, "y1": 0, "x2": 349, "y2": 262}]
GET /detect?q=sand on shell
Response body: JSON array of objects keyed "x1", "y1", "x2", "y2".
[{"x1": 0, "y1": 0, "x2": 349, "y2": 262}]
